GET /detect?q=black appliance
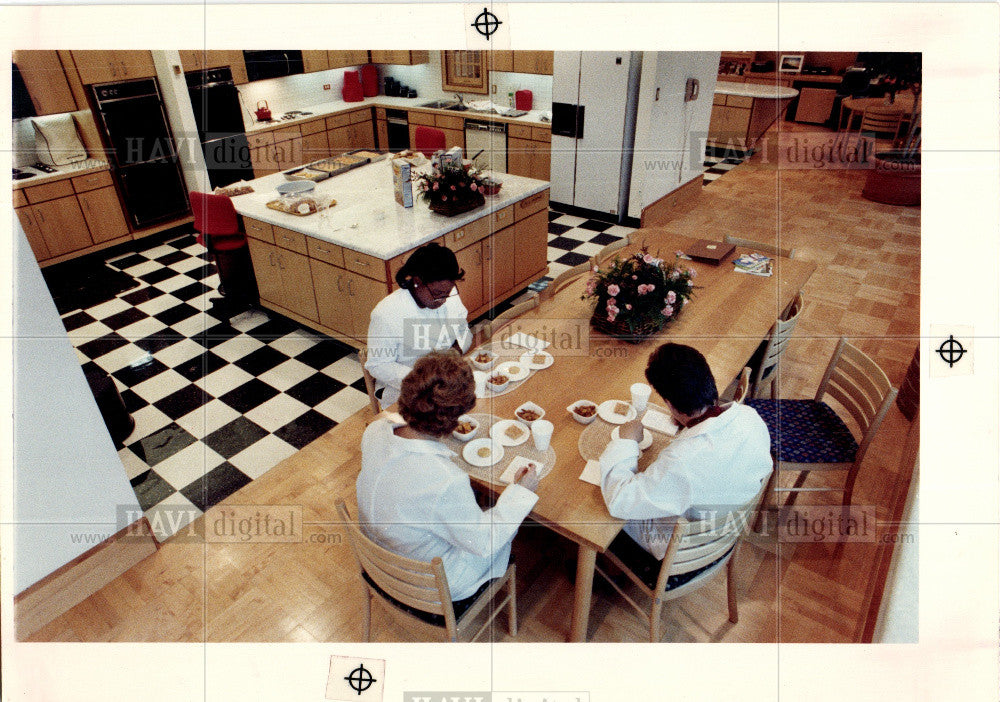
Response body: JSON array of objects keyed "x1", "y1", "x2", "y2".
[
  {"x1": 242, "y1": 50, "x2": 305, "y2": 82},
  {"x1": 750, "y1": 60, "x2": 775, "y2": 73},
  {"x1": 12, "y1": 64, "x2": 36, "y2": 120},
  {"x1": 186, "y1": 67, "x2": 254, "y2": 188},
  {"x1": 551, "y1": 102, "x2": 585, "y2": 139},
  {"x1": 384, "y1": 108, "x2": 409, "y2": 151},
  {"x1": 92, "y1": 78, "x2": 190, "y2": 229}
]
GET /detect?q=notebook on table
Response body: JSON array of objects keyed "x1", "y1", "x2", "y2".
[{"x1": 685, "y1": 239, "x2": 736, "y2": 265}]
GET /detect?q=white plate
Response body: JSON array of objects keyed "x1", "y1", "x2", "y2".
[
  {"x1": 276, "y1": 180, "x2": 315, "y2": 196},
  {"x1": 611, "y1": 426, "x2": 654, "y2": 450},
  {"x1": 597, "y1": 400, "x2": 637, "y2": 424},
  {"x1": 490, "y1": 419, "x2": 530, "y2": 447},
  {"x1": 463, "y1": 438, "x2": 504, "y2": 467},
  {"x1": 495, "y1": 361, "x2": 530, "y2": 383},
  {"x1": 498, "y1": 455, "x2": 552, "y2": 484},
  {"x1": 519, "y1": 349, "x2": 554, "y2": 370}
]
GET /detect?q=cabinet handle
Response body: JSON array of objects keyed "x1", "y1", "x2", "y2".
[
  {"x1": 347, "y1": 279, "x2": 353, "y2": 296},
  {"x1": 454, "y1": 229, "x2": 465, "y2": 240},
  {"x1": 119, "y1": 61, "x2": 128, "y2": 76},
  {"x1": 277, "y1": 254, "x2": 285, "y2": 270},
  {"x1": 37, "y1": 210, "x2": 46, "y2": 223},
  {"x1": 268, "y1": 252, "x2": 275, "y2": 267},
  {"x1": 353, "y1": 258, "x2": 369, "y2": 267},
  {"x1": 317, "y1": 245, "x2": 331, "y2": 253},
  {"x1": 336, "y1": 275, "x2": 343, "y2": 293}
]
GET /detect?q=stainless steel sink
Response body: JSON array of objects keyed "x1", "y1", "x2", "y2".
[
  {"x1": 419, "y1": 99, "x2": 459, "y2": 110},
  {"x1": 444, "y1": 104, "x2": 470, "y2": 112}
]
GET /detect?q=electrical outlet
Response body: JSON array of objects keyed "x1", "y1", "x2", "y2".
[
  {"x1": 323, "y1": 84, "x2": 331, "y2": 91},
  {"x1": 492, "y1": 84, "x2": 497, "y2": 94}
]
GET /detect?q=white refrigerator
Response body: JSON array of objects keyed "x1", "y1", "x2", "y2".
[{"x1": 550, "y1": 51, "x2": 642, "y2": 219}]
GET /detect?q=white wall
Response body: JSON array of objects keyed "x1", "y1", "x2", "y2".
[
  {"x1": 13, "y1": 223, "x2": 143, "y2": 594},
  {"x1": 627, "y1": 51, "x2": 719, "y2": 219},
  {"x1": 152, "y1": 50, "x2": 210, "y2": 193}
]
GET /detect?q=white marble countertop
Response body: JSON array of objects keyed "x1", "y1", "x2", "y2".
[
  {"x1": 230, "y1": 159, "x2": 550, "y2": 260},
  {"x1": 715, "y1": 81, "x2": 799, "y2": 100},
  {"x1": 246, "y1": 96, "x2": 552, "y2": 133},
  {"x1": 12, "y1": 158, "x2": 111, "y2": 190}
]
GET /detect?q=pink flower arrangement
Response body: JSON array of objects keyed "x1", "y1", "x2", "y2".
[
  {"x1": 415, "y1": 160, "x2": 488, "y2": 210},
  {"x1": 607, "y1": 283, "x2": 621, "y2": 297}
]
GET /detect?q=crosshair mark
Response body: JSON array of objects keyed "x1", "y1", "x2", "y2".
[
  {"x1": 464, "y1": 3, "x2": 510, "y2": 49},
  {"x1": 327, "y1": 656, "x2": 385, "y2": 702},
  {"x1": 472, "y1": 6, "x2": 502, "y2": 38},
  {"x1": 929, "y1": 324, "x2": 974, "y2": 378},
  {"x1": 936, "y1": 335, "x2": 966, "y2": 367}
]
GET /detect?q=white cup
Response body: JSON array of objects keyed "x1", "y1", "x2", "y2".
[
  {"x1": 531, "y1": 419, "x2": 554, "y2": 451},
  {"x1": 473, "y1": 371, "x2": 488, "y2": 396},
  {"x1": 630, "y1": 382, "x2": 652, "y2": 414}
]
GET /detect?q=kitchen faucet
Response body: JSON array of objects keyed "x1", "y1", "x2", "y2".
[{"x1": 453, "y1": 93, "x2": 466, "y2": 107}]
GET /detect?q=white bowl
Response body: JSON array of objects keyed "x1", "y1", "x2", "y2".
[
  {"x1": 452, "y1": 415, "x2": 479, "y2": 442},
  {"x1": 486, "y1": 371, "x2": 510, "y2": 392},
  {"x1": 471, "y1": 349, "x2": 496, "y2": 371},
  {"x1": 514, "y1": 401, "x2": 545, "y2": 426},
  {"x1": 567, "y1": 400, "x2": 599, "y2": 425},
  {"x1": 276, "y1": 180, "x2": 315, "y2": 196}
]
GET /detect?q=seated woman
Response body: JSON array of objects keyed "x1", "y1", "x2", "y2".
[
  {"x1": 356, "y1": 351, "x2": 539, "y2": 611},
  {"x1": 365, "y1": 242, "x2": 472, "y2": 408}
]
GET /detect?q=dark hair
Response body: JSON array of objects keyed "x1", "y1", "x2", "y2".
[
  {"x1": 644, "y1": 343, "x2": 718, "y2": 416},
  {"x1": 398, "y1": 351, "x2": 476, "y2": 437},
  {"x1": 395, "y1": 242, "x2": 465, "y2": 289}
]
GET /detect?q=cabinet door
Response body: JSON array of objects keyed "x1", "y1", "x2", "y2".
[
  {"x1": 13, "y1": 50, "x2": 78, "y2": 115},
  {"x1": 178, "y1": 50, "x2": 203, "y2": 72},
  {"x1": 513, "y1": 209, "x2": 548, "y2": 285},
  {"x1": 115, "y1": 50, "x2": 156, "y2": 79},
  {"x1": 454, "y1": 241, "x2": 484, "y2": 314},
  {"x1": 302, "y1": 131, "x2": 330, "y2": 163},
  {"x1": 485, "y1": 225, "x2": 516, "y2": 301},
  {"x1": 33, "y1": 197, "x2": 92, "y2": 257},
  {"x1": 328, "y1": 125, "x2": 352, "y2": 155},
  {"x1": 15, "y1": 206, "x2": 52, "y2": 261},
  {"x1": 251, "y1": 143, "x2": 278, "y2": 177},
  {"x1": 490, "y1": 50, "x2": 514, "y2": 73},
  {"x1": 71, "y1": 50, "x2": 121, "y2": 84},
  {"x1": 302, "y1": 50, "x2": 330, "y2": 73},
  {"x1": 349, "y1": 121, "x2": 375, "y2": 150},
  {"x1": 224, "y1": 51, "x2": 249, "y2": 84},
  {"x1": 247, "y1": 238, "x2": 283, "y2": 304},
  {"x1": 376, "y1": 119, "x2": 389, "y2": 151},
  {"x1": 346, "y1": 271, "x2": 388, "y2": 340},
  {"x1": 529, "y1": 139, "x2": 551, "y2": 180},
  {"x1": 327, "y1": 51, "x2": 351, "y2": 70},
  {"x1": 441, "y1": 50, "x2": 489, "y2": 94},
  {"x1": 507, "y1": 136, "x2": 534, "y2": 178},
  {"x1": 277, "y1": 250, "x2": 319, "y2": 322},
  {"x1": 273, "y1": 136, "x2": 303, "y2": 172},
  {"x1": 310, "y1": 259, "x2": 354, "y2": 334},
  {"x1": 78, "y1": 186, "x2": 129, "y2": 243},
  {"x1": 513, "y1": 51, "x2": 553, "y2": 75},
  {"x1": 440, "y1": 127, "x2": 464, "y2": 151}
]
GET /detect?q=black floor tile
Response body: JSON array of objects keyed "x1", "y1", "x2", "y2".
[
  {"x1": 294, "y1": 339, "x2": 353, "y2": 370},
  {"x1": 121, "y1": 388, "x2": 149, "y2": 413},
  {"x1": 134, "y1": 328, "x2": 184, "y2": 354},
  {"x1": 234, "y1": 346, "x2": 291, "y2": 376},
  {"x1": 100, "y1": 307, "x2": 149, "y2": 330},
  {"x1": 194, "y1": 322, "x2": 240, "y2": 349},
  {"x1": 548, "y1": 235, "x2": 584, "y2": 252},
  {"x1": 128, "y1": 422, "x2": 197, "y2": 467},
  {"x1": 153, "y1": 302, "x2": 200, "y2": 326},
  {"x1": 171, "y1": 281, "x2": 212, "y2": 301},
  {"x1": 120, "y1": 286, "x2": 165, "y2": 306},
  {"x1": 109, "y1": 253, "x2": 149, "y2": 270},
  {"x1": 286, "y1": 373, "x2": 345, "y2": 406},
  {"x1": 138, "y1": 268, "x2": 175, "y2": 285},
  {"x1": 78, "y1": 332, "x2": 129, "y2": 360},
  {"x1": 246, "y1": 316, "x2": 298, "y2": 343},
  {"x1": 203, "y1": 416, "x2": 269, "y2": 459},
  {"x1": 555, "y1": 251, "x2": 592, "y2": 267},
  {"x1": 350, "y1": 377, "x2": 368, "y2": 393},
  {"x1": 180, "y1": 462, "x2": 252, "y2": 512},
  {"x1": 173, "y1": 351, "x2": 228, "y2": 382},
  {"x1": 61, "y1": 310, "x2": 95, "y2": 332},
  {"x1": 588, "y1": 232, "x2": 624, "y2": 246},
  {"x1": 153, "y1": 384, "x2": 213, "y2": 421},
  {"x1": 273, "y1": 409, "x2": 336, "y2": 450},
  {"x1": 579, "y1": 219, "x2": 613, "y2": 232},
  {"x1": 167, "y1": 234, "x2": 198, "y2": 249},
  {"x1": 547, "y1": 211, "x2": 562, "y2": 221},
  {"x1": 185, "y1": 263, "x2": 217, "y2": 281},
  {"x1": 112, "y1": 356, "x2": 170, "y2": 387},
  {"x1": 154, "y1": 250, "x2": 188, "y2": 266},
  {"x1": 218, "y1": 378, "x2": 280, "y2": 414},
  {"x1": 130, "y1": 469, "x2": 176, "y2": 511},
  {"x1": 548, "y1": 222, "x2": 572, "y2": 235}
]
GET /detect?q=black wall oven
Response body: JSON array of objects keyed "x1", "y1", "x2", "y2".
[
  {"x1": 242, "y1": 50, "x2": 304, "y2": 82},
  {"x1": 186, "y1": 67, "x2": 254, "y2": 188},
  {"x1": 92, "y1": 78, "x2": 190, "y2": 229}
]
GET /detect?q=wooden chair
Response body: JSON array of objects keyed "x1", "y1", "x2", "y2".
[
  {"x1": 543, "y1": 260, "x2": 593, "y2": 300},
  {"x1": 858, "y1": 106, "x2": 907, "y2": 150},
  {"x1": 357, "y1": 349, "x2": 380, "y2": 414},
  {"x1": 592, "y1": 234, "x2": 630, "y2": 266},
  {"x1": 750, "y1": 291, "x2": 805, "y2": 400},
  {"x1": 723, "y1": 234, "x2": 795, "y2": 260},
  {"x1": 746, "y1": 337, "x2": 898, "y2": 511},
  {"x1": 336, "y1": 500, "x2": 518, "y2": 642},
  {"x1": 594, "y1": 485, "x2": 766, "y2": 642},
  {"x1": 733, "y1": 366, "x2": 752, "y2": 404},
  {"x1": 478, "y1": 293, "x2": 540, "y2": 342}
]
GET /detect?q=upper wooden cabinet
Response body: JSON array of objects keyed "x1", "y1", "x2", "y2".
[
  {"x1": 370, "y1": 50, "x2": 428, "y2": 65},
  {"x1": 70, "y1": 50, "x2": 156, "y2": 85},
  {"x1": 178, "y1": 50, "x2": 248, "y2": 83},
  {"x1": 513, "y1": 51, "x2": 553, "y2": 75},
  {"x1": 489, "y1": 50, "x2": 514, "y2": 73},
  {"x1": 302, "y1": 50, "x2": 330, "y2": 73},
  {"x1": 441, "y1": 50, "x2": 488, "y2": 94},
  {"x1": 328, "y1": 50, "x2": 370, "y2": 69},
  {"x1": 13, "y1": 51, "x2": 79, "y2": 115}
]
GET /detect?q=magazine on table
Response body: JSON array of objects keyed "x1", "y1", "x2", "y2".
[{"x1": 732, "y1": 252, "x2": 774, "y2": 277}]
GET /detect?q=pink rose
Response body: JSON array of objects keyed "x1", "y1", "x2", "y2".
[
  {"x1": 606, "y1": 297, "x2": 617, "y2": 309},
  {"x1": 450, "y1": 185, "x2": 456, "y2": 191},
  {"x1": 470, "y1": 183, "x2": 477, "y2": 191},
  {"x1": 607, "y1": 284, "x2": 620, "y2": 297},
  {"x1": 625, "y1": 303, "x2": 632, "y2": 310},
  {"x1": 646, "y1": 284, "x2": 655, "y2": 293},
  {"x1": 432, "y1": 182, "x2": 439, "y2": 190},
  {"x1": 592, "y1": 265, "x2": 600, "y2": 273},
  {"x1": 607, "y1": 311, "x2": 617, "y2": 322},
  {"x1": 688, "y1": 268, "x2": 697, "y2": 278},
  {"x1": 683, "y1": 298, "x2": 689, "y2": 306},
  {"x1": 441, "y1": 195, "x2": 448, "y2": 201},
  {"x1": 670, "y1": 270, "x2": 680, "y2": 280},
  {"x1": 662, "y1": 304, "x2": 674, "y2": 317},
  {"x1": 666, "y1": 290, "x2": 676, "y2": 304},
  {"x1": 632, "y1": 275, "x2": 638, "y2": 280},
  {"x1": 643, "y1": 253, "x2": 654, "y2": 264},
  {"x1": 585, "y1": 280, "x2": 596, "y2": 295}
]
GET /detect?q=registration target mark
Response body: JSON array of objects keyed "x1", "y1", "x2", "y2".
[{"x1": 327, "y1": 656, "x2": 385, "y2": 702}]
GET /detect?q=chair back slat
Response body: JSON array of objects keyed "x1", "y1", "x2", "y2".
[
  {"x1": 824, "y1": 383, "x2": 873, "y2": 438},
  {"x1": 753, "y1": 292, "x2": 804, "y2": 394},
  {"x1": 662, "y1": 496, "x2": 761, "y2": 580},
  {"x1": 672, "y1": 532, "x2": 741, "y2": 573},
  {"x1": 358, "y1": 555, "x2": 449, "y2": 615},
  {"x1": 593, "y1": 235, "x2": 630, "y2": 266},
  {"x1": 839, "y1": 342, "x2": 893, "y2": 396},
  {"x1": 481, "y1": 295, "x2": 539, "y2": 342},
  {"x1": 355, "y1": 546, "x2": 441, "y2": 595},
  {"x1": 545, "y1": 261, "x2": 592, "y2": 299}
]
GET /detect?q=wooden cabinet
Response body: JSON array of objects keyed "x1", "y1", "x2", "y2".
[
  {"x1": 27, "y1": 196, "x2": 92, "y2": 257},
  {"x1": 453, "y1": 241, "x2": 486, "y2": 314},
  {"x1": 441, "y1": 50, "x2": 489, "y2": 94},
  {"x1": 71, "y1": 50, "x2": 156, "y2": 85},
  {"x1": 369, "y1": 50, "x2": 428, "y2": 65},
  {"x1": 15, "y1": 206, "x2": 52, "y2": 261},
  {"x1": 302, "y1": 130, "x2": 331, "y2": 163},
  {"x1": 507, "y1": 124, "x2": 551, "y2": 180},
  {"x1": 312, "y1": 261, "x2": 384, "y2": 338},
  {"x1": 247, "y1": 237, "x2": 319, "y2": 322},
  {"x1": 407, "y1": 110, "x2": 465, "y2": 151},
  {"x1": 248, "y1": 131, "x2": 277, "y2": 177},
  {"x1": 13, "y1": 50, "x2": 79, "y2": 115},
  {"x1": 490, "y1": 50, "x2": 514, "y2": 73},
  {"x1": 302, "y1": 51, "x2": 330, "y2": 73},
  {"x1": 328, "y1": 50, "x2": 370, "y2": 69},
  {"x1": 327, "y1": 109, "x2": 374, "y2": 155},
  {"x1": 513, "y1": 208, "x2": 548, "y2": 285},
  {"x1": 77, "y1": 186, "x2": 129, "y2": 243},
  {"x1": 178, "y1": 50, "x2": 247, "y2": 83},
  {"x1": 513, "y1": 51, "x2": 554, "y2": 76},
  {"x1": 272, "y1": 126, "x2": 304, "y2": 172}
]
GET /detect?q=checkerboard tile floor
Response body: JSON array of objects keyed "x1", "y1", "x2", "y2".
[{"x1": 702, "y1": 146, "x2": 751, "y2": 185}]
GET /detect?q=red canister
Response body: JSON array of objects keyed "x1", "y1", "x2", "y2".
[
  {"x1": 515, "y1": 89, "x2": 533, "y2": 111},
  {"x1": 342, "y1": 71, "x2": 363, "y2": 102},
  {"x1": 360, "y1": 63, "x2": 378, "y2": 97}
]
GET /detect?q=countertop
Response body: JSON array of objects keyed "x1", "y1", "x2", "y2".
[
  {"x1": 715, "y1": 81, "x2": 799, "y2": 100},
  {"x1": 12, "y1": 158, "x2": 111, "y2": 190},
  {"x1": 245, "y1": 96, "x2": 552, "y2": 134},
  {"x1": 230, "y1": 158, "x2": 550, "y2": 260}
]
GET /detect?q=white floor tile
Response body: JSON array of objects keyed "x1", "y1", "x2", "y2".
[
  {"x1": 152, "y1": 338, "x2": 206, "y2": 368},
  {"x1": 153, "y1": 442, "x2": 225, "y2": 491},
  {"x1": 128, "y1": 404, "x2": 174, "y2": 439},
  {"x1": 313, "y1": 387, "x2": 371, "y2": 423},
  {"x1": 87, "y1": 297, "x2": 132, "y2": 319},
  {"x1": 228, "y1": 434, "x2": 298, "y2": 480},
  {"x1": 130, "y1": 369, "x2": 190, "y2": 404},
  {"x1": 93, "y1": 343, "x2": 150, "y2": 373},
  {"x1": 196, "y1": 365, "x2": 255, "y2": 397},
  {"x1": 142, "y1": 244, "x2": 179, "y2": 259},
  {"x1": 169, "y1": 257, "x2": 206, "y2": 274},
  {"x1": 244, "y1": 393, "x2": 310, "y2": 432},
  {"x1": 122, "y1": 260, "x2": 162, "y2": 277},
  {"x1": 67, "y1": 320, "x2": 114, "y2": 343},
  {"x1": 269, "y1": 329, "x2": 320, "y2": 357},
  {"x1": 212, "y1": 335, "x2": 265, "y2": 362},
  {"x1": 561, "y1": 228, "x2": 600, "y2": 242},
  {"x1": 574, "y1": 241, "x2": 605, "y2": 257},
  {"x1": 181, "y1": 244, "x2": 206, "y2": 256},
  {"x1": 118, "y1": 447, "x2": 152, "y2": 481},
  {"x1": 257, "y1": 358, "x2": 317, "y2": 392},
  {"x1": 170, "y1": 312, "x2": 220, "y2": 337},
  {"x1": 545, "y1": 263, "x2": 570, "y2": 280},
  {"x1": 186, "y1": 293, "x2": 219, "y2": 312},
  {"x1": 230, "y1": 310, "x2": 271, "y2": 333},
  {"x1": 116, "y1": 316, "x2": 168, "y2": 342},
  {"x1": 145, "y1": 492, "x2": 203, "y2": 542},
  {"x1": 321, "y1": 355, "x2": 364, "y2": 384},
  {"x1": 155, "y1": 274, "x2": 197, "y2": 294},
  {"x1": 175, "y1": 398, "x2": 242, "y2": 438},
  {"x1": 551, "y1": 214, "x2": 586, "y2": 227},
  {"x1": 135, "y1": 293, "x2": 183, "y2": 316},
  {"x1": 604, "y1": 224, "x2": 637, "y2": 237}
]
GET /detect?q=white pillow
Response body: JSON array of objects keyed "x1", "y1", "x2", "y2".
[{"x1": 32, "y1": 114, "x2": 87, "y2": 166}]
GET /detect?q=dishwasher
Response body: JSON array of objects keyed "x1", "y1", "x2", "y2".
[{"x1": 464, "y1": 119, "x2": 507, "y2": 173}]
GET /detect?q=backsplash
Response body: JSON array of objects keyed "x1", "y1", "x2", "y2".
[{"x1": 235, "y1": 65, "x2": 365, "y2": 127}]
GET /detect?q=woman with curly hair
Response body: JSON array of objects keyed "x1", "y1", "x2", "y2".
[{"x1": 356, "y1": 351, "x2": 538, "y2": 605}]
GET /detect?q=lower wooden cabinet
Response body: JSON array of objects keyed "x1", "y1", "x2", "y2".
[
  {"x1": 311, "y1": 260, "x2": 386, "y2": 339},
  {"x1": 18, "y1": 196, "x2": 92, "y2": 257},
  {"x1": 453, "y1": 241, "x2": 486, "y2": 314},
  {"x1": 507, "y1": 124, "x2": 551, "y2": 180},
  {"x1": 247, "y1": 238, "x2": 319, "y2": 322},
  {"x1": 78, "y1": 186, "x2": 129, "y2": 243},
  {"x1": 15, "y1": 207, "x2": 52, "y2": 261},
  {"x1": 514, "y1": 209, "x2": 548, "y2": 284}
]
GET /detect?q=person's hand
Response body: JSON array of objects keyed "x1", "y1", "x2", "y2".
[
  {"x1": 619, "y1": 419, "x2": 644, "y2": 442},
  {"x1": 513, "y1": 465, "x2": 540, "y2": 492}
]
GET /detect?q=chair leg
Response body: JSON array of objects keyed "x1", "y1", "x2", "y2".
[
  {"x1": 363, "y1": 589, "x2": 372, "y2": 642},
  {"x1": 842, "y1": 469, "x2": 859, "y2": 507},
  {"x1": 507, "y1": 568, "x2": 518, "y2": 637},
  {"x1": 726, "y1": 557, "x2": 739, "y2": 624},
  {"x1": 649, "y1": 600, "x2": 662, "y2": 643},
  {"x1": 753, "y1": 467, "x2": 778, "y2": 533}
]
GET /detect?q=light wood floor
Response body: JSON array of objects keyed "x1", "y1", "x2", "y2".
[{"x1": 26, "y1": 121, "x2": 919, "y2": 643}]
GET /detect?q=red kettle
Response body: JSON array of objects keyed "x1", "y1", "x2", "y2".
[{"x1": 254, "y1": 100, "x2": 272, "y2": 121}]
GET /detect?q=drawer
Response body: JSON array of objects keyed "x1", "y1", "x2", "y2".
[
  {"x1": 444, "y1": 215, "x2": 490, "y2": 250},
  {"x1": 247, "y1": 131, "x2": 275, "y2": 149},
  {"x1": 273, "y1": 126, "x2": 302, "y2": 142},
  {"x1": 343, "y1": 248, "x2": 387, "y2": 281},
  {"x1": 13, "y1": 189, "x2": 28, "y2": 208},
  {"x1": 300, "y1": 118, "x2": 326, "y2": 136},
  {"x1": 490, "y1": 204, "x2": 515, "y2": 231},
  {"x1": 375, "y1": 107, "x2": 387, "y2": 121},
  {"x1": 727, "y1": 95, "x2": 754, "y2": 109},
  {"x1": 306, "y1": 237, "x2": 344, "y2": 266},
  {"x1": 407, "y1": 111, "x2": 436, "y2": 126},
  {"x1": 349, "y1": 108, "x2": 372, "y2": 124},
  {"x1": 326, "y1": 112, "x2": 352, "y2": 130},
  {"x1": 713, "y1": 94, "x2": 727, "y2": 106},
  {"x1": 272, "y1": 225, "x2": 309, "y2": 255},
  {"x1": 24, "y1": 179, "x2": 74, "y2": 204},
  {"x1": 515, "y1": 189, "x2": 549, "y2": 220},
  {"x1": 435, "y1": 114, "x2": 464, "y2": 131},
  {"x1": 508, "y1": 123, "x2": 532, "y2": 140},
  {"x1": 243, "y1": 216, "x2": 274, "y2": 243},
  {"x1": 72, "y1": 170, "x2": 113, "y2": 193},
  {"x1": 530, "y1": 127, "x2": 551, "y2": 143}
]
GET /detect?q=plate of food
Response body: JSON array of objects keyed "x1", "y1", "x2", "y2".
[
  {"x1": 514, "y1": 402, "x2": 545, "y2": 426},
  {"x1": 495, "y1": 361, "x2": 530, "y2": 383},
  {"x1": 471, "y1": 348, "x2": 496, "y2": 371},
  {"x1": 498, "y1": 455, "x2": 550, "y2": 484},
  {"x1": 567, "y1": 400, "x2": 599, "y2": 425},
  {"x1": 519, "y1": 349, "x2": 554, "y2": 370},
  {"x1": 452, "y1": 415, "x2": 479, "y2": 442},
  {"x1": 486, "y1": 372, "x2": 510, "y2": 392},
  {"x1": 463, "y1": 438, "x2": 504, "y2": 467},
  {"x1": 597, "y1": 400, "x2": 637, "y2": 425},
  {"x1": 611, "y1": 425, "x2": 654, "y2": 451},
  {"x1": 490, "y1": 419, "x2": 530, "y2": 447}
]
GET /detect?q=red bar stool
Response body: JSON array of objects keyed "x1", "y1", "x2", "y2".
[
  {"x1": 189, "y1": 191, "x2": 258, "y2": 318},
  {"x1": 414, "y1": 126, "x2": 446, "y2": 157}
]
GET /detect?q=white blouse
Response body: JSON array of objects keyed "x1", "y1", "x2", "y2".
[
  {"x1": 356, "y1": 417, "x2": 538, "y2": 599},
  {"x1": 364, "y1": 287, "x2": 472, "y2": 408}
]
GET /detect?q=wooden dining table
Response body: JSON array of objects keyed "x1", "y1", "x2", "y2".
[
  {"x1": 838, "y1": 92, "x2": 919, "y2": 131},
  {"x1": 464, "y1": 229, "x2": 816, "y2": 642}
]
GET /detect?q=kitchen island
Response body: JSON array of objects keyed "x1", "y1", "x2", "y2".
[
  {"x1": 231, "y1": 158, "x2": 550, "y2": 347},
  {"x1": 708, "y1": 80, "x2": 799, "y2": 150}
]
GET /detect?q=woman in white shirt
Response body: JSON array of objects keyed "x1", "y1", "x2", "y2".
[
  {"x1": 365, "y1": 243, "x2": 472, "y2": 408},
  {"x1": 356, "y1": 351, "x2": 539, "y2": 610}
]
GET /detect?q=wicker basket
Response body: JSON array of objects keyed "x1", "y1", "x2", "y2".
[
  {"x1": 589, "y1": 306, "x2": 674, "y2": 343},
  {"x1": 427, "y1": 192, "x2": 485, "y2": 216}
]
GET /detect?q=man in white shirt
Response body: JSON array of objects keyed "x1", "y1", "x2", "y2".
[{"x1": 599, "y1": 343, "x2": 772, "y2": 571}]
